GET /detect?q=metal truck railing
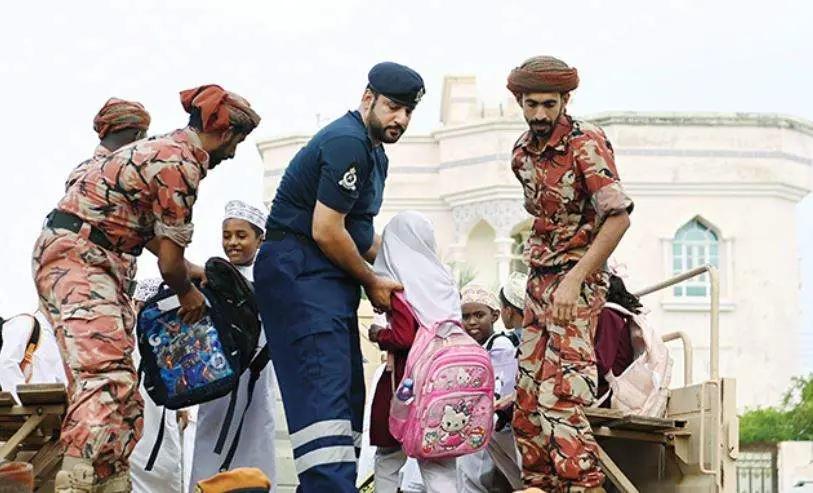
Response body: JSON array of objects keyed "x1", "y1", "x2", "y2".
[{"x1": 633, "y1": 264, "x2": 722, "y2": 480}]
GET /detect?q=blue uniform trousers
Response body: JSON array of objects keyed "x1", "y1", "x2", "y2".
[{"x1": 254, "y1": 233, "x2": 365, "y2": 493}]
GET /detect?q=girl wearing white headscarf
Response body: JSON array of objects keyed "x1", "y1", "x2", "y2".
[
  {"x1": 188, "y1": 200, "x2": 279, "y2": 492},
  {"x1": 367, "y1": 210, "x2": 459, "y2": 493}
]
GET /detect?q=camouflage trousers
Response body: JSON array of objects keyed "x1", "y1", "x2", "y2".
[
  {"x1": 512, "y1": 269, "x2": 608, "y2": 492},
  {"x1": 31, "y1": 227, "x2": 143, "y2": 480}
]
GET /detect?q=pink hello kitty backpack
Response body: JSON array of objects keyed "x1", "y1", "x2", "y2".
[{"x1": 388, "y1": 292, "x2": 495, "y2": 460}]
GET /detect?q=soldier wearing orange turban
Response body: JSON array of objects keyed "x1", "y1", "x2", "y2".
[
  {"x1": 179, "y1": 84, "x2": 261, "y2": 167},
  {"x1": 38, "y1": 84, "x2": 260, "y2": 492},
  {"x1": 65, "y1": 97, "x2": 151, "y2": 191},
  {"x1": 93, "y1": 97, "x2": 151, "y2": 141}
]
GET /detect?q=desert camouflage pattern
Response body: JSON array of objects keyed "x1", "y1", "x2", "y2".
[
  {"x1": 31, "y1": 128, "x2": 210, "y2": 479},
  {"x1": 64, "y1": 145, "x2": 111, "y2": 192},
  {"x1": 513, "y1": 270, "x2": 609, "y2": 491},
  {"x1": 510, "y1": 115, "x2": 632, "y2": 490},
  {"x1": 511, "y1": 114, "x2": 633, "y2": 269},
  {"x1": 58, "y1": 128, "x2": 210, "y2": 253},
  {"x1": 31, "y1": 227, "x2": 141, "y2": 480}
]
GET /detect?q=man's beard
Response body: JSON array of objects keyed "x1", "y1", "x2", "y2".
[
  {"x1": 208, "y1": 144, "x2": 231, "y2": 168},
  {"x1": 368, "y1": 109, "x2": 405, "y2": 144},
  {"x1": 527, "y1": 118, "x2": 554, "y2": 139},
  {"x1": 527, "y1": 108, "x2": 564, "y2": 139}
]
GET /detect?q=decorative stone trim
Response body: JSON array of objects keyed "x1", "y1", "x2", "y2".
[{"x1": 451, "y1": 199, "x2": 528, "y2": 243}]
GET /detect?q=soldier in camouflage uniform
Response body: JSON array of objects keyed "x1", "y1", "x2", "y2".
[
  {"x1": 64, "y1": 97, "x2": 151, "y2": 192},
  {"x1": 32, "y1": 84, "x2": 260, "y2": 493},
  {"x1": 506, "y1": 56, "x2": 634, "y2": 493}
]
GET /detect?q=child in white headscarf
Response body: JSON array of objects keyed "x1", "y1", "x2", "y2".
[{"x1": 367, "y1": 210, "x2": 459, "y2": 493}]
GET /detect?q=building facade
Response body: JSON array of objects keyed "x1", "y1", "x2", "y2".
[{"x1": 258, "y1": 76, "x2": 813, "y2": 410}]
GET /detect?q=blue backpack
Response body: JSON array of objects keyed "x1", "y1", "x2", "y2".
[{"x1": 136, "y1": 257, "x2": 269, "y2": 472}]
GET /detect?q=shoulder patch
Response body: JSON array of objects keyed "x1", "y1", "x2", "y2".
[{"x1": 338, "y1": 163, "x2": 359, "y2": 192}]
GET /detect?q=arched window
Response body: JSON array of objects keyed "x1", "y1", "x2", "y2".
[{"x1": 672, "y1": 219, "x2": 719, "y2": 297}]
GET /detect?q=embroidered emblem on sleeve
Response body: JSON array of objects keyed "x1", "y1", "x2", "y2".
[{"x1": 338, "y1": 164, "x2": 358, "y2": 192}]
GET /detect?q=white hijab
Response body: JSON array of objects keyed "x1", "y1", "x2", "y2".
[{"x1": 373, "y1": 211, "x2": 461, "y2": 327}]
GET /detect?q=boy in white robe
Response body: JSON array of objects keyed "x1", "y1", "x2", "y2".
[
  {"x1": 189, "y1": 200, "x2": 278, "y2": 492},
  {"x1": 128, "y1": 278, "x2": 186, "y2": 493},
  {"x1": 0, "y1": 310, "x2": 67, "y2": 403}
]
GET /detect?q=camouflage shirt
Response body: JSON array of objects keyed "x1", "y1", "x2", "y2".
[
  {"x1": 64, "y1": 145, "x2": 111, "y2": 192},
  {"x1": 512, "y1": 114, "x2": 633, "y2": 269},
  {"x1": 57, "y1": 128, "x2": 209, "y2": 254}
]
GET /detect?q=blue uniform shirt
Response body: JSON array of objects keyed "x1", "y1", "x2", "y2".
[{"x1": 267, "y1": 111, "x2": 388, "y2": 255}]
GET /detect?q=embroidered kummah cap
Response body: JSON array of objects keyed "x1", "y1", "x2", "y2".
[
  {"x1": 460, "y1": 283, "x2": 500, "y2": 311},
  {"x1": 133, "y1": 278, "x2": 162, "y2": 302},
  {"x1": 501, "y1": 272, "x2": 527, "y2": 311},
  {"x1": 223, "y1": 200, "x2": 267, "y2": 233}
]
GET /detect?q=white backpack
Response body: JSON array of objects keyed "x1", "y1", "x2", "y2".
[{"x1": 596, "y1": 302, "x2": 673, "y2": 418}]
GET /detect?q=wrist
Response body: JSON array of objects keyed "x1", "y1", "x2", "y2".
[
  {"x1": 361, "y1": 271, "x2": 379, "y2": 289},
  {"x1": 174, "y1": 278, "x2": 194, "y2": 296},
  {"x1": 565, "y1": 266, "x2": 587, "y2": 284}
]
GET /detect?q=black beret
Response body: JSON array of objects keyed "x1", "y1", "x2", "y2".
[{"x1": 367, "y1": 62, "x2": 425, "y2": 109}]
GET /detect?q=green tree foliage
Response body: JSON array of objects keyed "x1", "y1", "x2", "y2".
[
  {"x1": 739, "y1": 374, "x2": 813, "y2": 444},
  {"x1": 447, "y1": 261, "x2": 477, "y2": 289}
]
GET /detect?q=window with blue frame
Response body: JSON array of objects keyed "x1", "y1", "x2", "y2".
[{"x1": 672, "y1": 219, "x2": 719, "y2": 297}]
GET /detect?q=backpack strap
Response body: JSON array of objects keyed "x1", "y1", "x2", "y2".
[
  {"x1": 21, "y1": 315, "x2": 40, "y2": 380},
  {"x1": 219, "y1": 344, "x2": 270, "y2": 472},
  {"x1": 2, "y1": 314, "x2": 41, "y2": 381},
  {"x1": 145, "y1": 407, "x2": 167, "y2": 471},
  {"x1": 485, "y1": 331, "x2": 519, "y2": 351},
  {"x1": 393, "y1": 292, "x2": 463, "y2": 387},
  {"x1": 213, "y1": 390, "x2": 240, "y2": 454},
  {"x1": 603, "y1": 302, "x2": 635, "y2": 317}
]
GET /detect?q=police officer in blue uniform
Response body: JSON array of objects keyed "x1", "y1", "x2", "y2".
[{"x1": 254, "y1": 61, "x2": 425, "y2": 492}]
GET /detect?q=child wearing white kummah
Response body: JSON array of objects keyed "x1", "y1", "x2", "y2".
[{"x1": 188, "y1": 200, "x2": 278, "y2": 492}]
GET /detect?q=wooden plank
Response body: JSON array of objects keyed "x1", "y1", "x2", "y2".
[
  {"x1": 0, "y1": 405, "x2": 66, "y2": 417},
  {"x1": 584, "y1": 407, "x2": 625, "y2": 427},
  {"x1": 593, "y1": 427, "x2": 669, "y2": 443},
  {"x1": 0, "y1": 414, "x2": 46, "y2": 459},
  {"x1": 0, "y1": 392, "x2": 16, "y2": 408},
  {"x1": 584, "y1": 408, "x2": 686, "y2": 433},
  {"x1": 30, "y1": 440, "x2": 64, "y2": 477},
  {"x1": 16, "y1": 384, "x2": 67, "y2": 406}
]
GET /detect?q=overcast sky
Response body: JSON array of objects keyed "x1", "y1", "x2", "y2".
[{"x1": 2, "y1": 0, "x2": 811, "y2": 368}]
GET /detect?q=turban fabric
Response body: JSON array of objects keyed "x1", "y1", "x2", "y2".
[
  {"x1": 93, "y1": 98, "x2": 151, "y2": 140},
  {"x1": 180, "y1": 84, "x2": 261, "y2": 134},
  {"x1": 506, "y1": 56, "x2": 579, "y2": 97}
]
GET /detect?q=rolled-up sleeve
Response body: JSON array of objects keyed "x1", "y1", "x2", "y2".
[
  {"x1": 574, "y1": 132, "x2": 634, "y2": 219},
  {"x1": 150, "y1": 162, "x2": 199, "y2": 247}
]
